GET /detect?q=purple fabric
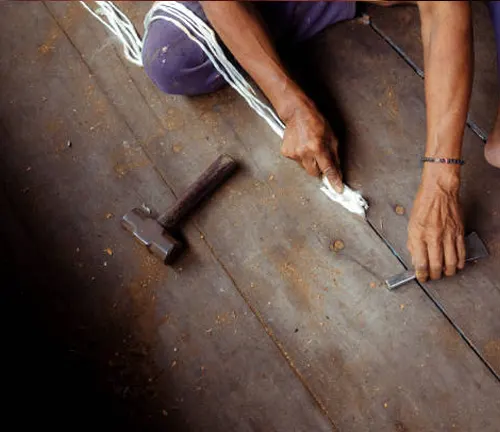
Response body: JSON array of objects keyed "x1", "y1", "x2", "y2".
[
  {"x1": 489, "y1": 1, "x2": 500, "y2": 75},
  {"x1": 142, "y1": 1, "x2": 356, "y2": 95}
]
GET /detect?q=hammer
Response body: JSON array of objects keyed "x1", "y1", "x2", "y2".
[{"x1": 122, "y1": 154, "x2": 238, "y2": 264}]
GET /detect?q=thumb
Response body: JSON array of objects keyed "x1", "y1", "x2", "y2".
[{"x1": 316, "y1": 152, "x2": 344, "y2": 194}]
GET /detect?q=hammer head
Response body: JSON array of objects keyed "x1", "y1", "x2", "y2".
[{"x1": 122, "y1": 208, "x2": 183, "y2": 265}]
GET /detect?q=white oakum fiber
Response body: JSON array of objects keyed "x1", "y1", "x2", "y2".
[{"x1": 80, "y1": 1, "x2": 369, "y2": 218}]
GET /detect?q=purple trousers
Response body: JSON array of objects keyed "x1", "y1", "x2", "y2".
[
  {"x1": 142, "y1": 1, "x2": 356, "y2": 95},
  {"x1": 490, "y1": 2, "x2": 500, "y2": 76}
]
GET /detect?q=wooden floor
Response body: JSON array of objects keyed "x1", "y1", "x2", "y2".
[{"x1": 1, "y1": 2, "x2": 499, "y2": 431}]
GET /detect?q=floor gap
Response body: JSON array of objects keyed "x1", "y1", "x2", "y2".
[
  {"x1": 366, "y1": 218, "x2": 500, "y2": 382},
  {"x1": 368, "y1": 19, "x2": 489, "y2": 143}
]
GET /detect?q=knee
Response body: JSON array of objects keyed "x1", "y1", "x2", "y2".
[{"x1": 142, "y1": 19, "x2": 226, "y2": 96}]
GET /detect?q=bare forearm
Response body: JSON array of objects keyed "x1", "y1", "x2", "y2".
[
  {"x1": 200, "y1": 1, "x2": 307, "y2": 119},
  {"x1": 418, "y1": 1, "x2": 472, "y2": 185},
  {"x1": 407, "y1": 2, "x2": 471, "y2": 282},
  {"x1": 201, "y1": 1, "x2": 343, "y2": 189}
]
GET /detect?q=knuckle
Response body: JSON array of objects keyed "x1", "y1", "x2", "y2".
[
  {"x1": 309, "y1": 141, "x2": 321, "y2": 153},
  {"x1": 430, "y1": 274, "x2": 442, "y2": 281},
  {"x1": 426, "y1": 234, "x2": 443, "y2": 247},
  {"x1": 281, "y1": 145, "x2": 292, "y2": 158},
  {"x1": 296, "y1": 147, "x2": 307, "y2": 159},
  {"x1": 430, "y1": 265, "x2": 442, "y2": 274},
  {"x1": 415, "y1": 267, "x2": 428, "y2": 275}
]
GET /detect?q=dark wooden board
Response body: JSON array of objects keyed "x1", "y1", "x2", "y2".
[
  {"x1": 367, "y1": 2, "x2": 499, "y2": 138},
  {"x1": 308, "y1": 18, "x2": 500, "y2": 379},
  {"x1": 0, "y1": 2, "x2": 334, "y2": 430},
  {"x1": 48, "y1": 2, "x2": 500, "y2": 430}
]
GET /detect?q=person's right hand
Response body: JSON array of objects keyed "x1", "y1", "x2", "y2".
[{"x1": 280, "y1": 100, "x2": 343, "y2": 193}]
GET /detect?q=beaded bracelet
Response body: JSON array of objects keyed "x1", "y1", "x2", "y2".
[{"x1": 421, "y1": 157, "x2": 465, "y2": 166}]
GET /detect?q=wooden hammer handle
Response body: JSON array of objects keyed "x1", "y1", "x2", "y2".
[{"x1": 158, "y1": 154, "x2": 238, "y2": 229}]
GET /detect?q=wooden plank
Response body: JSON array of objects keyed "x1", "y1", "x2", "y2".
[
  {"x1": 52, "y1": 2, "x2": 500, "y2": 430},
  {"x1": 0, "y1": 3, "x2": 334, "y2": 430},
  {"x1": 367, "y1": 2, "x2": 499, "y2": 138},
  {"x1": 307, "y1": 17, "x2": 500, "y2": 378}
]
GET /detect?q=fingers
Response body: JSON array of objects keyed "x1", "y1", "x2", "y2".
[
  {"x1": 316, "y1": 151, "x2": 344, "y2": 194},
  {"x1": 412, "y1": 240, "x2": 429, "y2": 283},
  {"x1": 427, "y1": 239, "x2": 444, "y2": 280},
  {"x1": 443, "y1": 234, "x2": 458, "y2": 277},
  {"x1": 456, "y1": 234, "x2": 466, "y2": 270},
  {"x1": 408, "y1": 186, "x2": 465, "y2": 283},
  {"x1": 302, "y1": 156, "x2": 321, "y2": 177},
  {"x1": 411, "y1": 235, "x2": 464, "y2": 283},
  {"x1": 281, "y1": 126, "x2": 343, "y2": 192}
]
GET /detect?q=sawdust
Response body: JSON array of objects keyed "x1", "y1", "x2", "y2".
[
  {"x1": 112, "y1": 144, "x2": 150, "y2": 178},
  {"x1": 278, "y1": 258, "x2": 312, "y2": 309},
  {"x1": 385, "y1": 85, "x2": 399, "y2": 119},
  {"x1": 483, "y1": 340, "x2": 500, "y2": 370},
  {"x1": 38, "y1": 24, "x2": 59, "y2": 56},
  {"x1": 61, "y1": 2, "x2": 86, "y2": 28},
  {"x1": 92, "y1": 98, "x2": 109, "y2": 118},
  {"x1": 113, "y1": 160, "x2": 149, "y2": 177},
  {"x1": 164, "y1": 107, "x2": 185, "y2": 131},
  {"x1": 172, "y1": 143, "x2": 183, "y2": 153}
]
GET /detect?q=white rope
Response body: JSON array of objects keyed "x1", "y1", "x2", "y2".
[
  {"x1": 79, "y1": 1, "x2": 143, "y2": 66},
  {"x1": 144, "y1": 2, "x2": 286, "y2": 137},
  {"x1": 321, "y1": 178, "x2": 368, "y2": 217},
  {"x1": 80, "y1": 1, "x2": 368, "y2": 217}
]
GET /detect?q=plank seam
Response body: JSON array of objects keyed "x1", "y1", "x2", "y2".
[
  {"x1": 366, "y1": 219, "x2": 500, "y2": 383},
  {"x1": 43, "y1": 3, "x2": 339, "y2": 428},
  {"x1": 198, "y1": 233, "x2": 340, "y2": 431},
  {"x1": 41, "y1": 2, "x2": 180, "y2": 202},
  {"x1": 368, "y1": 19, "x2": 489, "y2": 143}
]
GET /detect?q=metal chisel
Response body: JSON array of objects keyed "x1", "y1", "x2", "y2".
[{"x1": 385, "y1": 232, "x2": 489, "y2": 291}]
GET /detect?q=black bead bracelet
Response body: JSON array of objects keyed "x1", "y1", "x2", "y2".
[{"x1": 421, "y1": 157, "x2": 465, "y2": 166}]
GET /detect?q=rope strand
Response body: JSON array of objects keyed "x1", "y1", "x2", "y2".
[{"x1": 80, "y1": 1, "x2": 368, "y2": 217}]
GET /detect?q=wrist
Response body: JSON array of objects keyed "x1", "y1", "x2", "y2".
[
  {"x1": 273, "y1": 82, "x2": 316, "y2": 123},
  {"x1": 421, "y1": 163, "x2": 461, "y2": 192}
]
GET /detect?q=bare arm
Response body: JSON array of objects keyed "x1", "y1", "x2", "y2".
[
  {"x1": 200, "y1": 1, "x2": 343, "y2": 191},
  {"x1": 409, "y1": 1, "x2": 472, "y2": 281}
]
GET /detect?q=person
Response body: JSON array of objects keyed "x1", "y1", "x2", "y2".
[
  {"x1": 142, "y1": 1, "x2": 473, "y2": 284},
  {"x1": 487, "y1": 1, "x2": 500, "y2": 167}
]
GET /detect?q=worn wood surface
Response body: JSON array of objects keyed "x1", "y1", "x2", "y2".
[
  {"x1": 2, "y1": 1, "x2": 500, "y2": 430},
  {"x1": 0, "y1": 3, "x2": 333, "y2": 430},
  {"x1": 308, "y1": 19, "x2": 500, "y2": 379},
  {"x1": 42, "y1": 1, "x2": 500, "y2": 430},
  {"x1": 367, "y1": 1, "x2": 498, "y2": 138}
]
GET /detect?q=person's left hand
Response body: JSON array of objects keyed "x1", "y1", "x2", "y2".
[{"x1": 407, "y1": 167, "x2": 466, "y2": 282}]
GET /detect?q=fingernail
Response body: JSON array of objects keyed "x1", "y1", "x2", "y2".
[
  {"x1": 415, "y1": 271, "x2": 428, "y2": 282},
  {"x1": 331, "y1": 178, "x2": 344, "y2": 194}
]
